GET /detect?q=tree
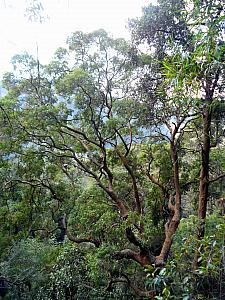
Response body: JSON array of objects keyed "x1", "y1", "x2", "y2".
[
  {"x1": 1, "y1": 29, "x2": 157, "y2": 297},
  {"x1": 1, "y1": 1, "x2": 225, "y2": 297},
  {"x1": 130, "y1": 0, "x2": 225, "y2": 239}
]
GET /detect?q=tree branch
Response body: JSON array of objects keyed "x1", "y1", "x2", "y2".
[
  {"x1": 107, "y1": 273, "x2": 155, "y2": 299},
  {"x1": 116, "y1": 148, "x2": 142, "y2": 215},
  {"x1": 62, "y1": 214, "x2": 101, "y2": 247},
  {"x1": 209, "y1": 173, "x2": 225, "y2": 184}
]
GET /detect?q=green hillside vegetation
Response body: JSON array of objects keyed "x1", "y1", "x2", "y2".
[{"x1": 0, "y1": 0, "x2": 225, "y2": 299}]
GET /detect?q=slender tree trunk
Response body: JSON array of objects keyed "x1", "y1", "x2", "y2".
[
  {"x1": 192, "y1": 103, "x2": 212, "y2": 271},
  {"x1": 197, "y1": 107, "x2": 211, "y2": 238},
  {"x1": 193, "y1": 71, "x2": 220, "y2": 271},
  {"x1": 197, "y1": 68, "x2": 219, "y2": 236}
]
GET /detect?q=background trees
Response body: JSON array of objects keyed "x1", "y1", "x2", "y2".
[{"x1": 0, "y1": 1, "x2": 225, "y2": 299}]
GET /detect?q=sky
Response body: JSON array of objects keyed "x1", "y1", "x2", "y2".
[{"x1": 0, "y1": 0, "x2": 153, "y2": 78}]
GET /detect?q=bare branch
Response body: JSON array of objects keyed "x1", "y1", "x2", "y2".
[
  {"x1": 209, "y1": 173, "x2": 225, "y2": 184},
  {"x1": 62, "y1": 215, "x2": 101, "y2": 247},
  {"x1": 116, "y1": 148, "x2": 142, "y2": 215},
  {"x1": 146, "y1": 170, "x2": 169, "y2": 199}
]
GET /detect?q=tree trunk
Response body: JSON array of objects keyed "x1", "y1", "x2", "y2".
[
  {"x1": 197, "y1": 107, "x2": 211, "y2": 238},
  {"x1": 155, "y1": 140, "x2": 181, "y2": 265}
]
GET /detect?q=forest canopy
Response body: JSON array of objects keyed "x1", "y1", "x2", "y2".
[{"x1": 0, "y1": 0, "x2": 225, "y2": 299}]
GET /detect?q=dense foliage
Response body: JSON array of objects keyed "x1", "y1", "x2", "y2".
[{"x1": 0, "y1": 0, "x2": 224, "y2": 299}]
